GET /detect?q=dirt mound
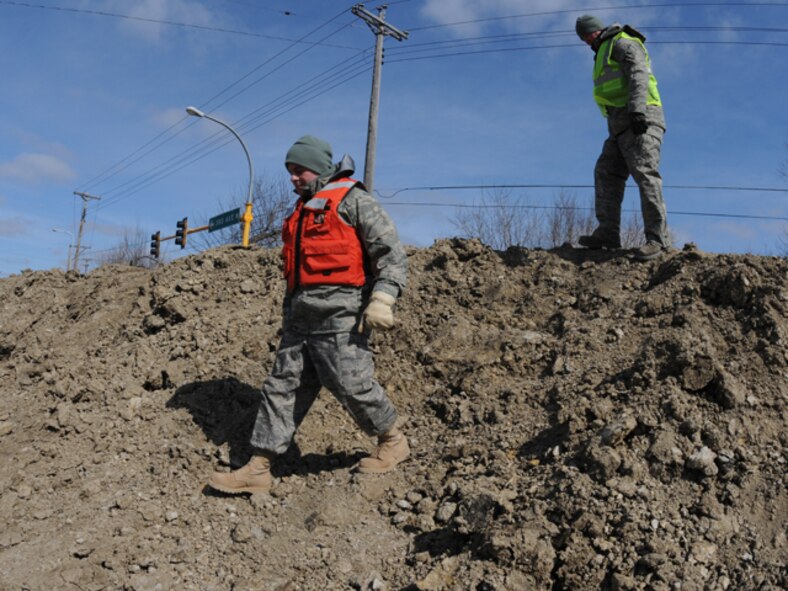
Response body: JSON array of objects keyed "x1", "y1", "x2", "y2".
[{"x1": 0, "y1": 240, "x2": 785, "y2": 591}]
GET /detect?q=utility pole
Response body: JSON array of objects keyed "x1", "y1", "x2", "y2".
[
  {"x1": 72, "y1": 191, "x2": 101, "y2": 273},
  {"x1": 351, "y1": 4, "x2": 408, "y2": 191}
]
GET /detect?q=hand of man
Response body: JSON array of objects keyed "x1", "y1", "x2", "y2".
[
  {"x1": 629, "y1": 112, "x2": 648, "y2": 135},
  {"x1": 359, "y1": 291, "x2": 396, "y2": 332}
]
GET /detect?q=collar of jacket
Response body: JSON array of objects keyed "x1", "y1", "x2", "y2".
[
  {"x1": 295, "y1": 153, "x2": 362, "y2": 199},
  {"x1": 592, "y1": 24, "x2": 623, "y2": 53}
]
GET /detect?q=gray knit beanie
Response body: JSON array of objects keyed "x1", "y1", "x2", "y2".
[
  {"x1": 285, "y1": 135, "x2": 333, "y2": 176},
  {"x1": 575, "y1": 15, "x2": 604, "y2": 39}
]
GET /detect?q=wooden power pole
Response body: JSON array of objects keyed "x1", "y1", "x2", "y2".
[
  {"x1": 72, "y1": 191, "x2": 101, "y2": 273},
  {"x1": 351, "y1": 4, "x2": 407, "y2": 191}
]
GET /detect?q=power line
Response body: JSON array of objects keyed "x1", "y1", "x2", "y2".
[
  {"x1": 375, "y1": 184, "x2": 788, "y2": 199},
  {"x1": 376, "y1": 183, "x2": 788, "y2": 222},
  {"x1": 85, "y1": 197, "x2": 786, "y2": 266},
  {"x1": 102, "y1": 64, "x2": 372, "y2": 207},
  {"x1": 92, "y1": 52, "x2": 370, "y2": 206},
  {"x1": 201, "y1": 20, "x2": 362, "y2": 117},
  {"x1": 73, "y1": 4, "x2": 788, "y2": 217},
  {"x1": 385, "y1": 25, "x2": 788, "y2": 56},
  {"x1": 80, "y1": 8, "x2": 359, "y2": 195},
  {"x1": 93, "y1": 61, "x2": 373, "y2": 211},
  {"x1": 92, "y1": 31, "x2": 787, "y2": 209},
  {"x1": 405, "y1": 2, "x2": 788, "y2": 32},
  {"x1": 0, "y1": 0, "x2": 359, "y2": 48},
  {"x1": 385, "y1": 40, "x2": 788, "y2": 65},
  {"x1": 209, "y1": 0, "x2": 296, "y2": 15},
  {"x1": 383, "y1": 201, "x2": 788, "y2": 222},
  {"x1": 86, "y1": 28, "x2": 780, "y2": 207},
  {"x1": 75, "y1": 118, "x2": 190, "y2": 192},
  {"x1": 392, "y1": 31, "x2": 573, "y2": 53}
]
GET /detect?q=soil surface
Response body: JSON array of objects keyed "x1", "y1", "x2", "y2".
[{"x1": 0, "y1": 239, "x2": 785, "y2": 591}]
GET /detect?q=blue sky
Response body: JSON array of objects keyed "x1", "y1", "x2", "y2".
[{"x1": 1, "y1": 0, "x2": 786, "y2": 275}]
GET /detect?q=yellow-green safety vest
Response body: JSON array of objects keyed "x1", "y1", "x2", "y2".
[{"x1": 593, "y1": 31, "x2": 662, "y2": 117}]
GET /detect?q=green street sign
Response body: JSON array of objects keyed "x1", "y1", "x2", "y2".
[{"x1": 209, "y1": 208, "x2": 241, "y2": 232}]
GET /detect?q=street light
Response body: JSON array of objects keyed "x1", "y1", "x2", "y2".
[
  {"x1": 186, "y1": 106, "x2": 255, "y2": 247},
  {"x1": 51, "y1": 227, "x2": 74, "y2": 271}
]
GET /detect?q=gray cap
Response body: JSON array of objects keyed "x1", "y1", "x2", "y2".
[
  {"x1": 285, "y1": 135, "x2": 333, "y2": 176},
  {"x1": 575, "y1": 15, "x2": 604, "y2": 39}
]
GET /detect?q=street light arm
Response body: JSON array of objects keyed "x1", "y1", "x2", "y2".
[
  {"x1": 203, "y1": 114, "x2": 254, "y2": 206},
  {"x1": 51, "y1": 227, "x2": 74, "y2": 271},
  {"x1": 185, "y1": 107, "x2": 254, "y2": 205}
]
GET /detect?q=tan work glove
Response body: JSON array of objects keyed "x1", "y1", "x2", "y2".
[{"x1": 359, "y1": 291, "x2": 396, "y2": 332}]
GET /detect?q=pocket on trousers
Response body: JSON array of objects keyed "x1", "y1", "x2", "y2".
[{"x1": 338, "y1": 333, "x2": 375, "y2": 392}]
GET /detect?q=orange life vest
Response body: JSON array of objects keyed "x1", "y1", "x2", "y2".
[{"x1": 281, "y1": 177, "x2": 366, "y2": 292}]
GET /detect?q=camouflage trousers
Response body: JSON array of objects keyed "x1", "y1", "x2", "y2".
[
  {"x1": 594, "y1": 126, "x2": 669, "y2": 245},
  {"x1": 249, "y1": 330, "x2": 398, "y2": 455}
]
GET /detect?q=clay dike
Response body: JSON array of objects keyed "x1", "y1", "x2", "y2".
[{"x1": 0, "y1": 239, "x2": 785, "y2": 590}]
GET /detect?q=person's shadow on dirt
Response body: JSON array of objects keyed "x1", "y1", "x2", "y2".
[
  {"x1": 167, "y1": 378, "x2": 363, "y2": 490},
  {"x1": 167, "y1": 378, "x2": 260, "y2": 466}
]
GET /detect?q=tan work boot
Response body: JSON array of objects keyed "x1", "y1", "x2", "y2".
[
  {"x1": 208, "y1": 453, "x2": 273, "y2": 494},
  {"x1": 634, "y1": 240, "x2": 666, "y2": 261},
  {"x1": 358, "y1": 428, "x2": 410, "y2": 474}
]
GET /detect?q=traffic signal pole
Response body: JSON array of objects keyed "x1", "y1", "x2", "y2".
[{"x1": 149, "y1": 218, "x2": 211, "y2": 259}]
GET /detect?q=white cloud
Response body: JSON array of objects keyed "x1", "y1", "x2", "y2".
[
  {"x1": 0, "y1": 216, "x2": 29, "y2": 237},
  {"x1": 10, "y1": 130, "x2": 74, "y2": 161},
  {"x1": 419, "y1": 0, "x2": 584, "y2": 36},
  {"x1": 90, "y1": 220, "x2": 135, "y2": 238},
  {"x1": 99, "y1": 0, "x2": 218, "y2": 42},
  {"x1": 153, "y1": 106, "x2": 190, "y2": 129},
  {"x1": 0, "y1": 153, "x2": 77, "y2": 184},
  {"x1": 417, "y1": 1, "x2": 695, "y2": 41}
]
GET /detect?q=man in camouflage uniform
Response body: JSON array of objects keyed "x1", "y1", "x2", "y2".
[
  {"x1": 209, "y1": 135, "x2": 409, "y2": 494},
  {"x1": 575, "y1": 15, "x2": 670, "y2": 261}
]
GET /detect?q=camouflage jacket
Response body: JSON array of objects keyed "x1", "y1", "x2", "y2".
[
  {"x1": 282, "y1": 156, "x2": 408, "y2": 335},
  {"x1": 594, "y1": 24, "x2": 666, "y2": 137}
]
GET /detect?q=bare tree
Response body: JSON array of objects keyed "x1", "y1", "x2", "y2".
[
  {"x1": 453, "y1": 189, "x2": 648, "y2": 250},
  {"x1": 451, "y1": 188, "x2": 544, "y2": 250},
  {"x1": 620, "y1": 213, "x2": 647, "y2": 248},
  {"x1": 544, "y1": 191, "x2": 596, "y2": 248},
  {"x1": 196, "y1": 174, "x2": 293, "y2": 249},
  {"x1": 97, "y1": 227, "x2": 159, "y2": 269},
  {"x1": 546, "y1": 191, "x2": 648, "y2": 249}
]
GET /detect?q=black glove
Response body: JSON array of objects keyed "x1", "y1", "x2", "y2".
[{"x1": 629, "y1": 112, "x2": 648, "y2": 135}]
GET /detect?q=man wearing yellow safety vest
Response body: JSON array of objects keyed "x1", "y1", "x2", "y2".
[
  {"x1": 575, "y1": 15, "x2": 670, "y2": 261},
  {"x1": 208, "y1": 135, "x2": 409, "y2": 495}
]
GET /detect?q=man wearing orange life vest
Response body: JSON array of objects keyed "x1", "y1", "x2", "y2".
[{"x1": 208, "y1": 135, "x2": 409, "y2": 495}]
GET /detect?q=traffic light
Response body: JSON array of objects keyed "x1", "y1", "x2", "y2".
[
  {"x1": 150, "y1": 231, "x2": 161, "y2": 258},
  {"x1": 175, "y1": 217, "x2": 188, "y2": 249}
]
